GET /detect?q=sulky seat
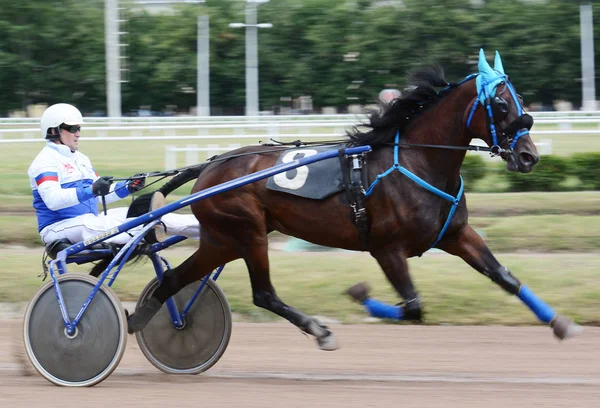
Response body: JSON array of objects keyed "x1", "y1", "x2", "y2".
[{"x1": 44, "y1": 238, "x2": 114, "y2": 261}]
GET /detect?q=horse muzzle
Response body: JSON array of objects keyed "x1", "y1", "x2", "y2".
[
  {"x1": 501, "y1": 114, "x2": 538, "y2": 173},
  {"x1": 503, "y1": 136, "x2": 539, "y2": 173}
]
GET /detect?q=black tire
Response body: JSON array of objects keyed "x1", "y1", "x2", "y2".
[
  {"x1": 135, "y1": 277, "x2": 232, "y2": 374},
  {"x1": 23, "y1": 274, "x2": 127, "y2": 387}
]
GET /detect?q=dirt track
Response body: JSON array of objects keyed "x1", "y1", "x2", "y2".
[{"x1": 1, "y1": 320, "x2": 599, "y2": 408}]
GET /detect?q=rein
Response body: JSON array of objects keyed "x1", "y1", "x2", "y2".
[
  {"x1": 108, "y1": 141, "x2": 348, "y2": 187},
  {"x1": 393, "y1": 141, "x2": 509, "y2": 156}
]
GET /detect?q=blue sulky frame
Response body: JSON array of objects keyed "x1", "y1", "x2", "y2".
[{"x1": 47, "y1": 146, "x2": 372, "y2": 335}]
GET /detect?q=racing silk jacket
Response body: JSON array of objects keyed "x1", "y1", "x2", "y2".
[{"x1": 28, "y1": 142, "x2": 130, "y2": 232}]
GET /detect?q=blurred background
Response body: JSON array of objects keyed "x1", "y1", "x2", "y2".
[
  {"x1": 0, "y1": 0, "x2": 598, "y2": 117},
  {"x1": 1, "y1": 0, "x2": 599, "y2": 325}
]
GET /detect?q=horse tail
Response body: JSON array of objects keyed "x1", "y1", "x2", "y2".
[
  {"x1": 88, "y1": 244, "x2": 148, "y2": 277},
  {"x1": 127, "y1": 164, "x2": 209, "y2": 218},
  {"x1": 159, "y1": 163, "x2": 208, "y2": 197}
]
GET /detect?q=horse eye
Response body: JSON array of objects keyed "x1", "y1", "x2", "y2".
[{"x1": 495, "y1": 97, "x2": 509, "y2": 113}]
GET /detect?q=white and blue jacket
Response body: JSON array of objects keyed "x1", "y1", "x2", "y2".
[{"x1": 28, "y1": 142, "x2": 130, "y2": 232}]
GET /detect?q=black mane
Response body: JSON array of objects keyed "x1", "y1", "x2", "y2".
[{"x1": 348, "y1": 65, "x2": 456, "y2": 147}]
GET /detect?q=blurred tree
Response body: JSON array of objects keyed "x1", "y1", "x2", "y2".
[
  {"x1": 204, "y1": 0, "x2": 246, "y2": 114},
  {"x1": 123, "y1": 7, "x2": 201, "y2": 113},
  {"x1": 0, "y1": 0, "x2": 597, "y2": 115},
  {"x1": 257, "y1": 0, "x2": 361, "y2": 110},
  {"x1": 473, "y1": 0, "x2": 582, "y2": 107},
  {"x1": 124, "y1": 0, "x2": 247, "y2": 114},
  {"x1": 0, "y1": 0, "x2": 105, "y2": 114}
]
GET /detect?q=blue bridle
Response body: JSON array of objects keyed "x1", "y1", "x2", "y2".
[{"x1": 466, "y1": 73, "x2": 530, "y2": 152}]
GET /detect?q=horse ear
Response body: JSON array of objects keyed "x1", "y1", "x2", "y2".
[
  {"x1": 494, "y1": 51, "x2": 505, "y2": 75},
  {"x1": 477, "y1": 48, "x2": 494, "y2": 78}
]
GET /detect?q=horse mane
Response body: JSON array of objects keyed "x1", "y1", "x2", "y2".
[{"x1": 348, "y1": 64, "x2": 459, "y2": 147}]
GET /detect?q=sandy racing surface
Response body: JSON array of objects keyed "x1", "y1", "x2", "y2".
[{"x1": 1, "y1": 320, "x2": 599, "y2": 408}]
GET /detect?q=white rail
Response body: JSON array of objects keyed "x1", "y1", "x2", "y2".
[
  {"x1": 1, "y1": 110, "x2": 600, "y2": 123},
  {"x1": 164, "y1": 144, "x2": 242, "y2": 170}
]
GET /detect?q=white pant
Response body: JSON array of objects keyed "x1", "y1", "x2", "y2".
[{"x1": 40, "y1": 207, "x2": 200, "y2": 245}]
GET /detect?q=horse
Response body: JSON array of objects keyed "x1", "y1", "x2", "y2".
[{"x1": 126, "y1": 49, "x2": 582, "y2": 349}]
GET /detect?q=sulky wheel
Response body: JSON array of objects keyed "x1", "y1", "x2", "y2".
[
  {"x1": 135, "y1": 277, "x2": 232, "y2": 375},
  {"x1": 23, "y1": 274, "x2": 127, "y2": 387}
]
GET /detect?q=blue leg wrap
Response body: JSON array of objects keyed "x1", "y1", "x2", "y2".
[
  {"x1": 517, "y1": 284, "x2": 556, "y2": 324},
  {"x1": 363, "y1": 298, "x2": 403, "y2": 320}
]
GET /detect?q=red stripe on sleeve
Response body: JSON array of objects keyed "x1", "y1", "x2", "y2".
[{"x1": 36, "y1": 175, "x2": 59, "y2": 186}]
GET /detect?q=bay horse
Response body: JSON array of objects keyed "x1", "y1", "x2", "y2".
[{"x1": 127, "y1": 49, "x2": 582, "y2": 348}]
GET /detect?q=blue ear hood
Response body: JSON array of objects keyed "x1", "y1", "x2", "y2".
[
  {"x1": 475, "y1": 49, "x2": 506, "y2": 103},
  {"x1": 494, "y1": 50, "x2": 505, "y2": 75}
]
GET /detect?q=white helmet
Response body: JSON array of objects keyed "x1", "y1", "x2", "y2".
[{"x1": 40, "y1": 103, "x2": 85, "y2": 139}]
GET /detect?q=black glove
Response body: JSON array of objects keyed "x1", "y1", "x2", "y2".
[
  {"x1": 92, "y1": 176, "x2": 112, "y2": 197},
  {"x1": 127, "y1": 173, "x2": 146, "y2": 193}
]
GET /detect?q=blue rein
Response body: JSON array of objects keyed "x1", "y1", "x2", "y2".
[{"x1": 364, "y1": 132, "x2": 464, "y2": 250}]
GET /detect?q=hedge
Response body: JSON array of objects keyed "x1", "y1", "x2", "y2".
[
  {"x1": 504, "y1": 155, "x2": 569, "y2": 192},
  {"x1": 459, "y1": 153, "x2": 600, "y2": 192},
  {"x1": 569, "y1": 153, "x2": 600, "y2": 190},
  {"x1": 460, "y1": 154, "x2": 487, "y2": 188}
]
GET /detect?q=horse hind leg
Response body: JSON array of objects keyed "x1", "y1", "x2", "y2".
[
  {"x1": 244, "y1": 242, "x2": 339, "y2": 351},
  {"x1": 127, "y1": 242, "x2": 237, "y2": 333}
]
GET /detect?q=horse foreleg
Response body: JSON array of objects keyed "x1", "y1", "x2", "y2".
[
  {"x1": 370, "y1": 246, "x2": 423, "y2": 321},
  {"x1": 438, "y1": 224, "x2": 583, "y2": 340},
  {"x1": 245, "y1": 243, "x2": 338, "y2": 351}
]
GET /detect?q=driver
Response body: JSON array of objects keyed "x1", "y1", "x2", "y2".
[{"x1": 28, "y1": 103, "x2": 200, "y2": 245}]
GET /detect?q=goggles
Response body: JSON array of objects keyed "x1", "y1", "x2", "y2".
[{"x1": 60, "y1": 124, "x2": 81, "y2": 133}]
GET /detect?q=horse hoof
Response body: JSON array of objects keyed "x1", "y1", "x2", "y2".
[
  {"x1": 552, "y1": 315, "x2": 584, "y2": 340},
  {"x1": 345, "y1": 282, "x2": 371, "y2": 303},
  {"x1": 124, "y1": 309, "x2": 135, "y2": 334},
  {"x1": 126, "y1": 314, "x2": 136, "y2": 334},
  {"x1": 307, "y1": 319, "x2": 339, "y2": 350},
  {"x1": 317, "y1": 332, "x2": 339, "y2": 351},
  {"x1": 128, "y1": 297, "x2": 162, "y2": 334},
  {"x1": 127, "y1": 310, "x2": 146, "y2": 334}
]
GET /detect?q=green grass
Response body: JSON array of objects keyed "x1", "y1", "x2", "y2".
[
  {"x1": 471, "y1": 215, "x2": 600, "y2": 252},
  {"x1": 4, "y1": 191, "x2": 600, "y2": 250},
  {"x1": 464, "y1": 191, "x2": 600, "y2": 216},
  {"x1": 5, "y1": 213, "x2": 600, "y2": 251},
  {"x1": 0, "y1": 216, "x2": 42, "y2": 246},
  {"x1": 3, "y1": 249, "x2": 599, "y2": 325},
  {"x1": 6, "y1": 191, "x2": 600, "y2": 215}
]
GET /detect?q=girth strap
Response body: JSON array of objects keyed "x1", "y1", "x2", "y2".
[{"x1": 338, "y1": 149, "x2": 370, "y2": 249}]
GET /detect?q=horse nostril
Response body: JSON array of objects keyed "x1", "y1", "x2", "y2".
[{"x1": 520, "y1": 152, "x2": 538, "y2": 167}]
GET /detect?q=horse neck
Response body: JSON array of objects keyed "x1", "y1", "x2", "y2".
[{"x1": 398, "y1": 81, "x2": 476, "y2": 180}]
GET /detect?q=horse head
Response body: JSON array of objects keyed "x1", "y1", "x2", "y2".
[{"x1": 467, "y1": 49, "x2": 538, "y2": 173}]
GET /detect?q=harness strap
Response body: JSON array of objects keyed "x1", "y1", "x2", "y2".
[
  {"x1": 338, "y1": 149, "x2": 370, "y2": 249},
  {"x1": 364, "y1": 132, "x2": 464, "y2": 250},
  {"x1": 505, "y1": 81, "x2": 530, "y2": 149}
]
